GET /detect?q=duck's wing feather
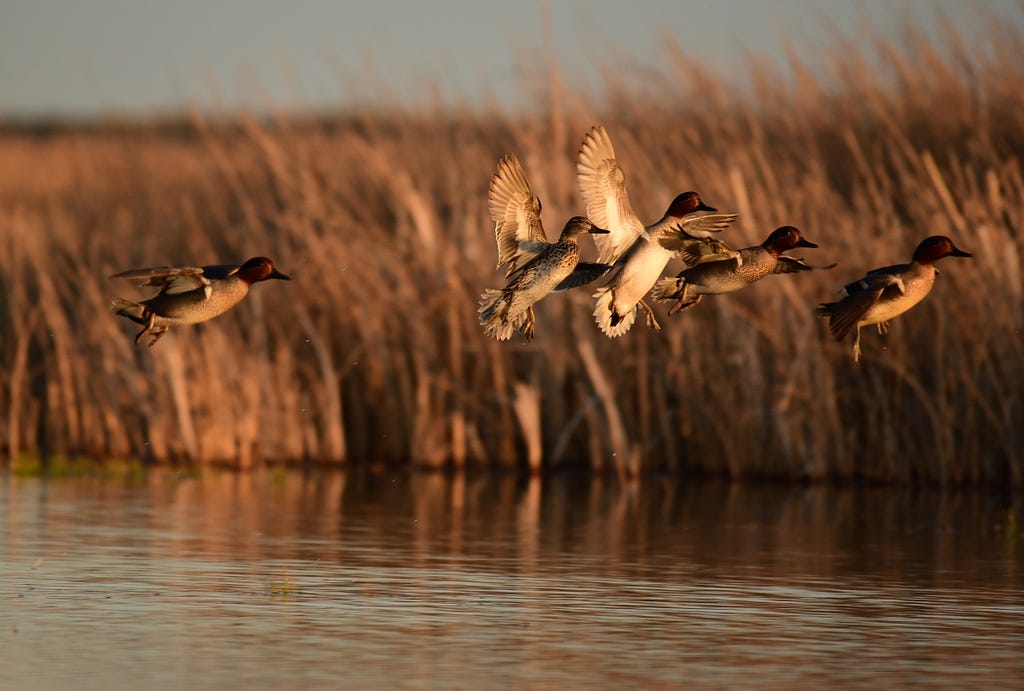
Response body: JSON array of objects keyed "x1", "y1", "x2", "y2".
[
  {"x1": 774, "y1": 257, "x2": 837, "y2": 274},
  {"x1": 822, "y1": 288, "x2": 880, "y2": 340},
  {"x1": 109, "y1": 265, "x2": 212, "y2": 294},
  {"x1": 576, "y1": 126, "x2": 645, "y2": 264},
  {"x1": 843, "y1": 264, "x2": 908, "y2": 295},
  {"x1": 676, "y1": 212, "x2": 739, "y2": 236},
  {"x1": 488, "y1": 154, "x2": 547, "y2": 274},
  {"x1": 673, "y1": 255, "x2": 744, "y2": 286},
  {"x1": 503, "y1": 241, "x2": 552, "y2": 281},
  {"x1": 553, "y1": 262, "x2": 614, "y2": 292},
  {"x1": 823, "y1": 268, "x2": 904, "y2": 340},
  {"x1": 665, "y1": 236, "x2": 741, "y2": 267},
  {"x1": 198, "y1": 264, "x2": 242, "y2": 280}
]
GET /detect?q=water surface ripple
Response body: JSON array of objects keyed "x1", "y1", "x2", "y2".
[{"x1": 2, "y1": 472, "x2": 1021, "y2": 688}]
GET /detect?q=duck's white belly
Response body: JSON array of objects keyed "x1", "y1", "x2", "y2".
[
  {"x1": 612, "y1": 239, "x2": 671, "y2": 308},
  {"x1": 503, "y1": 244, "x2": 579, "y2": 317}
]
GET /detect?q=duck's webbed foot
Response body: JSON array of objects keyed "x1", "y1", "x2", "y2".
[
  {"x1": 608, "y1": 292, "x2": 627, "y2": 328},
  {"x1": 146, "y1": 327, "x2": 169, "y2": 347},
  {"x1": 639, "y1": 300, "x2": 661, "y2": 332},
  {"x1": 668, "y1": 293, "x2": 702, "y2": 316},
  {"x1": 521, "y1": 306, "x2": 536, "y2": 342},
  {"x1": 134, "y1": 312, "x2": 158, "y2": 345}
]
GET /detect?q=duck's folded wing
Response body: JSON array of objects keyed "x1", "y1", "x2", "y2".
[
  {"x1": 488, "y1": 154, "x2": 547, "y2": 274},
  {"x1": 774, "y1": 257, "x2": 837, "y2": 274},
  {"x1": 108, "y1": 265, "x2": 209, "y2": 294},
  {"x1": 552, "y1": 262, "x2": 614, "y2": 292},
  {"x1": 576, "y1": 126, "x2": 645, "y2": 264}
]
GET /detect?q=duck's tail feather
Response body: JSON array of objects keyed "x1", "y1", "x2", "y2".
[
  {"x1": 592, "y1": 286, "x2": 635, "y2": 338},
  {"x1": 817, "y1": 290, "x2": 877, "y2": 342},
  {"x1": 479, "y1": 289, "x2": 521, "y2": 341}
]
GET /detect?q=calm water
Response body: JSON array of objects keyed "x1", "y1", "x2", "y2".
[{"x1": 1, "y1": 470, "x2": 1021, "y2": 689}]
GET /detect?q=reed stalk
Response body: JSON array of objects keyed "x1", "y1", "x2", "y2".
[{"x1": 0, "y1": 13, "x2": 1021, "y2": 484}]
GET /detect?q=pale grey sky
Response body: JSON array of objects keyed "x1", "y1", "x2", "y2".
[{"x1": 0, "y1": 0, "x2": 1020, "y2": 118}]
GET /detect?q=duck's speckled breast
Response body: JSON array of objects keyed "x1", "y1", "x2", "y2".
[{"x1": 508, "y1": 243, "x2": 579, "y2": 308}]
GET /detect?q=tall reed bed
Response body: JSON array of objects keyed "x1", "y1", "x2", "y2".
[{"x1": 0, "y1": 17, "x2": 1021, "y2": 483}]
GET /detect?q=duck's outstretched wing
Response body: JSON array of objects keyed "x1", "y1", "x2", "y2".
[
  {"x1": 552, "y1": 262, "x2": 614, "y2": 292},
  {"x1": 488, "y1": 154, "x2": 547, "y2": 275},
  {"x1": 576, "y1": 126, "x2": 645, "y2": 264},
  {"x1": 775, "y1": 257, "x2": 837, "y2": 274},
  {"x1": 673, "y1": 212, "x2": 739, "y2": 237},
  {"x1": 109, "y1": 265, "x2": 212, "y2": 295},
  {"x1": 818, "y1": 290, "x2": 876, "y2": 341}
]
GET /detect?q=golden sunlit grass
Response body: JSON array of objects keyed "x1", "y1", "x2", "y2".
[{"x1": 0, "y1": 16, "x2": 1021, "y2": 484}]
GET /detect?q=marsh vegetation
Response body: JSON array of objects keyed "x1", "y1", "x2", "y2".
[{"x1": 0, "y1": 18, "x2": 1021, "y2": 483}]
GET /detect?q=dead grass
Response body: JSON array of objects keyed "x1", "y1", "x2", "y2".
[{"x1": 0, "y1": 16, "x2": 1021, "y2": 484}]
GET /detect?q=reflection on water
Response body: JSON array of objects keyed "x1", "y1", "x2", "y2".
[{"x1": 1, "y1": 471, "x2": 1021, "y2": 688}]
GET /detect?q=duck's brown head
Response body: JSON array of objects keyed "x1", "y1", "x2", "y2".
[{"x1": 238, "y1": 257, "x2": 291, "y2": 284}]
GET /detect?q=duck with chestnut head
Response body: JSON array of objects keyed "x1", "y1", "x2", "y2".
[
  {"x1": 575, "y1": 125, "x2": 738, "y2": 337},
  {"x1": 652, "y1": 225, "x2": 832, "y2": 314},
  {"x1": 109, "y1": 256, "x2": 290, "y2": 346},
  {"x1": 816, "y1": 235, "x2": 971, "y2": 362}
]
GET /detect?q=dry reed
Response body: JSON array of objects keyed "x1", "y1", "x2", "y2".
[{"x1": 0, "y1": 15, "x2": 1021, "y2": 484}]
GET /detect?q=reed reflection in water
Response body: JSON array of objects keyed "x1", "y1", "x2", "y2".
[{"x1": 2, "y1": 471, "x2": 1021, "y2": 688}]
